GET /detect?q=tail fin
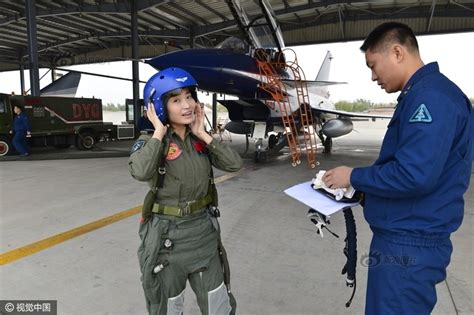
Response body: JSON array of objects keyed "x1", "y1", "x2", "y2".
[
  {"x1": 313, "y1": 51, "x2": 333, "y2": 98},
  {"x1": 315, "y1": 51, "x2": 333, "y2": 81},
  {"x1": 40, "y1": 72, "x2": 81, "y2": 97}
]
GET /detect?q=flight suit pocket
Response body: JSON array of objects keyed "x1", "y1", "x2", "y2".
[
  {"x1": 138, "y1": 216, "x2": 164, "y2": 276},
  {"x1": 137, "y1": 220, "x2": 151, "y2": 275},
  {"x1": 140, "y1": 217, "x2": 166, "y2": 306}
]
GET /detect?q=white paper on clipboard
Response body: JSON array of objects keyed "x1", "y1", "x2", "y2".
[{"x1": 284, "y1": 181, "x2": 359, "y2": 216}]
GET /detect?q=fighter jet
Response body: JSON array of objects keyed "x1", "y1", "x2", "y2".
[{"x1": 146, "y1": 0, "x2": 390, "y2": 160}]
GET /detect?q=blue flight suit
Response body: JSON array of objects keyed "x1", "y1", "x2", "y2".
[
  {"x1": 350, "y1": 63, "x2": 473, "y2": 314},
  {"x1": 12, "y1": 112, "x2": 32, "y2": 155}
]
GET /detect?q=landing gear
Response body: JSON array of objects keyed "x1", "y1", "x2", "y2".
[
  {"x1": 268, "y1": 134, "x2": 278, "y2": 149},
  {"x1": 317, "y1": 127, "x2": 333, "y2": 154},
  {"x1": 254, "y1": 150, "x2": 268, "y2": 163},
  {"x1": 254, "y1": 139, "x2": 268, "y2": 163},
  {"x1": 267, "y1": 132, "x2": 286, "y2": 152},
  {"x1": 251, "y1": 131, "x2": 288, "y2": 163},
  {"x1": 323, "y1": 136, "x2": 332, "y2": 154}
]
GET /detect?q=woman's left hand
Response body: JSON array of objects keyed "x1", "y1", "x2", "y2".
[{"x1": 190, "y1": 103, "x2": 213, "y2": 144}]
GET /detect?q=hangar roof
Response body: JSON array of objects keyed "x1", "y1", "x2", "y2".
[{"x1": 1, "y1": 0, "x2": 473, "y2": 72}]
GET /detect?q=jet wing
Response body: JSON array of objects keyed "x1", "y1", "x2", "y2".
[
  {"x1": 313, "y1": 107, "x2": 392, "y2": 119},
  {"x1": 282, "y1": 79, "x2": 347, "y2": 88}
]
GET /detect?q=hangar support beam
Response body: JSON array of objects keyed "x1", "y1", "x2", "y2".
[
  {"x1": 26, "y1": 0, "x2": 40, "y2": 96},
  {"x1": 132, "y1": 0, "x2": 141, "y2": 134}
]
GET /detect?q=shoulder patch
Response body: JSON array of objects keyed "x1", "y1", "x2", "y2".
[
  {"x1": 409, "y1": 104, "x2": 432, "y2": 123},
  {"x1": 130, "y1": 139, "x2": 145, "y2": 154}
]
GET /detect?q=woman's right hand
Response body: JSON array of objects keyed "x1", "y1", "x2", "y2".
[{"x1": 147, "y1": 102, "x2": 167, "y2": 140}]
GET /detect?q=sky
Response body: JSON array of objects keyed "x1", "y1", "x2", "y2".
[{"x1": 0, "y1": 32, "x2": 473, "y2": 106}]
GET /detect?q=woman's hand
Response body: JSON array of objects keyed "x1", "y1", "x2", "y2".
[
  {"x1": 190, "y1": 103, "x2": 213, "y2": 144},
  {"x1": 147, "y1": 102, "x2": 167, "y2": 140}
]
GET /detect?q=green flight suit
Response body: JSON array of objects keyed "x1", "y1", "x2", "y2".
[{"x1": 129, "y1": 128, "x2": 242, "y2": 315}]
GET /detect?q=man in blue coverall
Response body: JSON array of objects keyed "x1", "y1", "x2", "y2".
[
  {"x1": 11, "y1": 105, "x2": 32, "y2": 156},
  {"x1": 322, "y1": 22, "x2": 472, "y2": 314}
]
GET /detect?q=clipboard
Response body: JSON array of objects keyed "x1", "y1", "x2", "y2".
[{"x1": 284, "y1": 181, "x2": 359, "y2": 216}]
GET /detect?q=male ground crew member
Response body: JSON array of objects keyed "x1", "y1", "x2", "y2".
[
  {"x1": 129, "y1": 67, "x2": 242, "y2": 315},
  {"x1": 11, "y1": 105, "x2": 31, "y2": 156},
  {"x1": 322, "y1": 22, "x2": 472, "y2": 314}
]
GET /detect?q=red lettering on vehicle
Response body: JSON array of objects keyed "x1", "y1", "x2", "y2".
[
  {"x1": 82, "y1": 104, "x2": 91, "y2": 119},
  {"x1": 91, "y1": 104, "x2": 101, "y2": 119},
  {"x1": 72, "y1": 104, "x2": 82, "y2": 119}
]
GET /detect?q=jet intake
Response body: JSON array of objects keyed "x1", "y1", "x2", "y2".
[{"x1": 322, "y1": 119, "x2": 353, "y2": 138}]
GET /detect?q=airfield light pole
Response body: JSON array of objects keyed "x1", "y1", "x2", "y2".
[{"x1": 25, "y1": 0, "x2": 40, "y2": 96}]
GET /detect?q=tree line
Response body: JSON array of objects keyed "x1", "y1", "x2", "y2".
[
  {"x1": 336, "y1": 98, "x2": 473, "y2": 112},
  {"x1": 335, "y1": 99, "x2": 396, "y2": 112},
  {"x1": 103, "y1": 103, "x2": 126, "y2": 111},
  {"x1": 103, "y1": 98, "x2": 472, "y2": 113}
]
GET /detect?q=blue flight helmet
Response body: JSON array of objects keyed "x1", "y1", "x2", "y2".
[{"x1": 143, "y1": 67, "x2": 198, "y2": 124}]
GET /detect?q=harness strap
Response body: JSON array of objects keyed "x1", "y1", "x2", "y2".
[
  {"x1": 156, "y1": 136, "x2": 170, "y2": 190},
  {"x1": 152, "y1": 194, "x2": 213, "y2": 217}
]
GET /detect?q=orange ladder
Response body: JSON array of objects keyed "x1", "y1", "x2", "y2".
[
  {"x1": 256, "y1": 58, "x2": 301, "y2": 166},
  {"x1": 284, "y1": 49, "x2": 318, "y2": 168}
]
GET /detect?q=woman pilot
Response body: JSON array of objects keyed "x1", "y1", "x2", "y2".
[{"x1": 129, "y1": 67, "x2": 242, "y2": 315}]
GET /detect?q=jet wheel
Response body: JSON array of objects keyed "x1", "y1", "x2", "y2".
[
  {"x1": 254, "y1": 150, "x2": 267, "y2": 163},
  {"x1": 323, "y1": 137, "x2": 333, "y2": 154},
  {"x1": 268, "y1": 134, "x2": 278, "y2": 149}
]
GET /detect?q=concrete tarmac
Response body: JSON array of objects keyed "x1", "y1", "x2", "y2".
[{"x1": 0, "y1": 119, "x2": 472, "y2": 314}]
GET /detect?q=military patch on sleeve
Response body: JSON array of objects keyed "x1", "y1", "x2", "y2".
[
  {"x1": 130, "y1": 139, "x2": 145, "y2": 154},
  {"x1": 409, "y1": 104, "x2": 432, "y2": 123}
]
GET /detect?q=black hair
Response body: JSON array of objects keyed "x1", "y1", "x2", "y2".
[
  {"x1": 13, "y1": 104, "x2": 24, "y2": 111},
  {"x1": 360, "y1": 22, "x2": 419, "y2": 53},
  {"x1": 162, "y1": 86, "x2": 198, "y2": 108}
]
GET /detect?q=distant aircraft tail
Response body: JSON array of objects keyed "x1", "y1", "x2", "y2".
[{"x1": 40, "y1": 72, "x2": 81, "y2": 97}]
